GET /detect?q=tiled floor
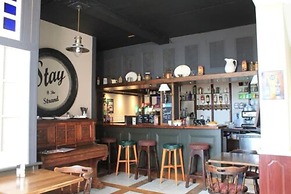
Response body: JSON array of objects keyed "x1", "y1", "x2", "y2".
[
  {"x1": 93, "y1": 172, "x2": 204, "y2": 194},
  {"x1": 93, "y1": 164, "x2": 256, "y2": 194}
]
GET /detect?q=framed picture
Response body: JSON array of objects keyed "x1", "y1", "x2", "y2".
[
  {"x1": 107, "y1": 99, "x2": 114, "y2": 113},
  {"x1": 261, "y1": 70, "x2": 284, "y2": 100}
]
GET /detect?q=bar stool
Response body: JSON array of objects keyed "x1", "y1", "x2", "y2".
[
  {"x1": 185, "y1": 143, "x2": 210, "y2": 189},
  {"x1": 135, "y1": 139, "x2": 159, "y2": 182},
  {"x1": 101, "y1": 137, "x2": 117, "y2": 174},
  {"x1": 115, "y1": 140, "x2": 138, "y2": 177},
  {"x1": 160, "y1": 143, "x2": 185, "y2": 185}
]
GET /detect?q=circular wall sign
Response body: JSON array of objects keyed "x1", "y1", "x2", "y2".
[{"x1": 37, "y1": 48, "x2": 78, "y2": 117}]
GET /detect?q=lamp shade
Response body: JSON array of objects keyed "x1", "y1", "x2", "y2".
[
  {"x1": 66, "y1": 36, "x2": 89, "y2": 53},
  {"x1": 250, "y1": 75, "x2": 258, "y2": 84},
  {"x1": 159, "y1": 84, "x2": 170, "y2": 92}
]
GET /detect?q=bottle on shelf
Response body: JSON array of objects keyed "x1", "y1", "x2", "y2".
[
  {"x1": 193, "y1": 85, "x2": 197, "y2": 94},
  {"x1": 206, "y1": 116, "x2": 210, "y2": 123},
  {"x1": 137, "y1": 73, "x2": 142, "y2": 81},
  {"x1": 201, "y1": 95, "x2": 205, "y2": 104},
  {"x1": 219, "y1": 95, "x2": 223, "y2": 104},
  {"x1": 206, "y1": 95, "x2": 210, "y2": 104},
  {"x1": 198, "y1": 87, "x2": 203, "y2": 94},
  {"x1": 224, "y1": 94, "x2": 228, "y2": 104},
  {"x1": 213, "y1": 95, "x2": 217, "y2": 104},
  {"x1": 188, "y1": 91, "x2": 192, "y2": 101},
  {"x1": 97, "y1": 77, "x2": 100, "y2": 85}
]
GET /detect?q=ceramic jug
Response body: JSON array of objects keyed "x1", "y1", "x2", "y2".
[
  {"x1": 80, "y1": 107, "x2": 88, "y2": 117},
  {"x1": 224, "y1": 58, "x2": 237, "y2": 73}
]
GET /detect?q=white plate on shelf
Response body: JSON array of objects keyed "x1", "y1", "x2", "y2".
[
  {"x1": 174, "y1": 65, "x2": 191, "y2": 77},
  {"x1": 55, "y1": 117, "x2": 70, "y2": 120},
  {"x1": 41, "y1": 117, "x2": 54, "y2": 120},
  {"x1": 125, "y1": 71, "x2": 138, "y2": 82}
]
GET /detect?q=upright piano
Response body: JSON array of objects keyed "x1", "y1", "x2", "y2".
[{"x1": 37, "y1": 119, "x2": 107, "y2": 189}]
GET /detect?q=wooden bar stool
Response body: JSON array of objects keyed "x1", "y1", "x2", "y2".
[
  {"x1": 185, "y1": 143, "x2": 210, "y2": 189},
  {"x1": 101, "y1": 137, "x2": 117, "y2": 174},
  {"x1": 115, "y1": 140, "x2": 138, "y2": 177},
  {"x1": 160, "y1": 143, "x2": 185, "y2": 185},
  {"x1": 134, "y1": 139, "x2": 159, "y2": 182}
]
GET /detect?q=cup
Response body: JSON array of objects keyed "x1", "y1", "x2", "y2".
[
  {"x1": 132, "y1": 117, "x2": 136, "y2": 125},
  {"x1": 168, "y1": 120, "x2": 172, "y2": 126}
]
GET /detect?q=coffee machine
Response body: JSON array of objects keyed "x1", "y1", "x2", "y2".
[{"x1": 241, "y1": 110, "x2": 257, "y2": 129}]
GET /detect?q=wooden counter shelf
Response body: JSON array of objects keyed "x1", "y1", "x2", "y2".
[{"x1": 102, "y1": 71, "x2": 257, "y2": 92}]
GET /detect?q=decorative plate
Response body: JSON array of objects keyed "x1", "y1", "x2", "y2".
[
  {"x1": 125, "y1": 71, "x2": 138, "y2": 82},
  {"x1": 174, "y1": 65, "x2": 191, "y2": 77}
]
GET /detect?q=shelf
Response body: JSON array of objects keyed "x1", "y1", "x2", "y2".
[
  {"x1": 102, "y1": 71, "x2": 257, "y2": 93},
  {"x1": 196, "y1": 104, "x2": 230, "y2": 110}
]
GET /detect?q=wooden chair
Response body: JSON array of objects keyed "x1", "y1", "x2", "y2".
[
  {"x1": 54, "y1": 165, "x2": 93, "y2": 194},
  {"x1": 230, "y1": 149, "x2": 260, "y2": 194},
  {"x1": 205, "y1": 162, "x2": 248, "y2": 194}
]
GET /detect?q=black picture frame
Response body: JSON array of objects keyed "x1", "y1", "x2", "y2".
[{"x1": 37, "y1": 48, "x2": 78, "y2": 117}]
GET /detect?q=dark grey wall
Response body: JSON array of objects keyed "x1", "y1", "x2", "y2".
[{"x1": 100, "y1": 24, "x2": 257, "y2": 80}]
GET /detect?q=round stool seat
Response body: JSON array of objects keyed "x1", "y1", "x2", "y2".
[
  {"x1": 101, "y1": 137, "x2": 117, "y2": 143},
  {"x1": 189, "y1": 143, "x2": 210, "y2": 150},
  {"x1": 138, "y1": 140, "x2": 156, "y2": 146},
  {"x1": 119, "y1": 140, "x2": 136, "y2": 147},
  {"x1": 163, "y1": 143, "x2": 182, "y2": 150}
]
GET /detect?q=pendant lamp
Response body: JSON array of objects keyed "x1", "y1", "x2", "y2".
[{"x1": 66, "y1": 5, "x2": 89, "y2": 54}]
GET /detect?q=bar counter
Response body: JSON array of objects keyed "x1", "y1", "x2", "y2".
[
  {"x1": 103, "y1": 122, "x2": 224, "y2": 129},
  {"x1": 101, "y1": 123, "x2": 224, "y2": 169}
]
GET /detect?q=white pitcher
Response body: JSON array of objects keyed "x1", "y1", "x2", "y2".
[{"x1": 224, "y1": 58, "x2": 237, "y2": 73}]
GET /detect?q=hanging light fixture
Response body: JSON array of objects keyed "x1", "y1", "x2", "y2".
[{"x1": 66, "y1": 5, "x2": 89, "y2": 54}]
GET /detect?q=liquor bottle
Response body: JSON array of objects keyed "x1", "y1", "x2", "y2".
[
  {"x1": 97, "y1": 77, "x2": 100, "y2": 85},
  {"x1": 188, "y1": 91, "x2": 192, "y2": 101},
  {"x1": 193, "y1": 85, "x2": 197, "y2": 94},
  {"x1": 201, "y1": 95, "x2": 205, "y2": 104},
  {"x1": 206, "y1": 95, "x2": 210, "y2": 104}
]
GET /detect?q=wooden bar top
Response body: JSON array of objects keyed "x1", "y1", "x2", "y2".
[{"x1": 103, "y1": 122, "x2": 225, "y2": 130}]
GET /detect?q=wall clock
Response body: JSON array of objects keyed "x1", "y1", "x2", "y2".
[{"x1": 37, "y1": 48, "x2": 78, "y2": 117}]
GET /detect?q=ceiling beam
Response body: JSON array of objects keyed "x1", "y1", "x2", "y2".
[{"x1": 83, "y1": 2, "x2": 169, "y2": 45}]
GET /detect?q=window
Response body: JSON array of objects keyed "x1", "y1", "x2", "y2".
[
  {"x1": 0, "y1": 0, "x2": 22, "y2": 40},
  {"x1": 0, "y1": 45, "x2": 30, "y2": 169}
]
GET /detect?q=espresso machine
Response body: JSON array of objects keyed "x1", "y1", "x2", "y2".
[{"x1": 241, "y1": 110, "x2": 257, "y2": 129}]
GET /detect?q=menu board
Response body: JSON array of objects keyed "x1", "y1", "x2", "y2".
[{"x1": 162, "y1": 103, "x2": 172, "y2": 123}]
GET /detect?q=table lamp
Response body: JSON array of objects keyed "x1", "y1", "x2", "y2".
[{"x1": 159, "y1": 84, "x2": 171, "y2": 102}]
